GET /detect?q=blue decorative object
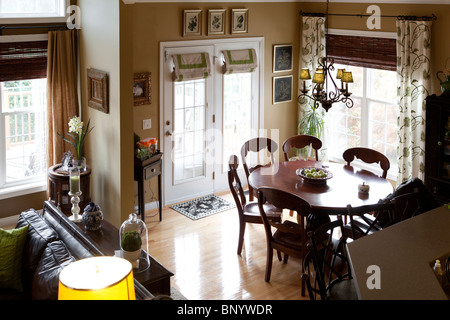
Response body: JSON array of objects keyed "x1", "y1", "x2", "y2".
[{"x1": 82, "y1": 202, "x2": 103, "y2": 231}]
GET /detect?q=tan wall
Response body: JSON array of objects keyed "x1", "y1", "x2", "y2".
[
  {"x1": 78, "y1": 0, "x2": 134, "y2": 227},
  {"x1": 131, "y1": 2, "x2": 303, "y2": 202}
]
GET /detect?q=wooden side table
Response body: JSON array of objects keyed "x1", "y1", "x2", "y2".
[
  {"x1": 134, "y1": 152, "x2": 163, "y2": 222},
  {"x1": 48, "y1": 164, "x2": 91, "y2": 216}
]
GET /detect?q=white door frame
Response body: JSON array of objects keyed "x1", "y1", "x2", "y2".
[{"x1": 160, "y1": 37, "x2": 265, "y2": 207}]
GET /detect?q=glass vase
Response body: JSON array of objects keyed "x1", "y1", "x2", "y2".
[{"x1": 119, "y1": 213, "x2": 150, "y2": 273}]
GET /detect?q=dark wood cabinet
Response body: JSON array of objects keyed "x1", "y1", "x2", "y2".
[{"x1": 425, "y1": 94, "x2": 450, "y2": 204}]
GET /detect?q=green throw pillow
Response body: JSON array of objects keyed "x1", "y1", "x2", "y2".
[{"x1": 0, "y1": 224, "x2": 29, "y2": 292}]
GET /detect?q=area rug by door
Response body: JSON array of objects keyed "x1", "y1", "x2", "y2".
[{"x1": 170, "y1": 194, "x2": 235, "y2": 220}]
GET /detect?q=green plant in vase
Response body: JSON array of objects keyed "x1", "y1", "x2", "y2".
[
  {"x1": 297, "y1": 103, "x2": 325, "y2": 159},
  {"x1": 121, "y1": 230, "x2": 142, "y2": 265},
  {"x1": 58, "y1": 116, "x2": 93, "y2": 169}
]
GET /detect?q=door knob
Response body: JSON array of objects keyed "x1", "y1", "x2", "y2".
[{"x1": 165, "y1": 131, "x2": 173, "y2": 137}]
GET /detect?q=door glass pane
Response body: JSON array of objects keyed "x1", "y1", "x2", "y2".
[
  {"x1": 223, "y1": 72, "x2": 252, "y2": 171},
  {"x1": 173, "y1": 79, "x2": 206, "y2": 183}
]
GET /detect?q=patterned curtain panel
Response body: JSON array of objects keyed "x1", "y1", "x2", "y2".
[
  {"x1": 396, "y1": 20, "x2": 432, "y2": 185},
  {"x1": 172, "y1": 52, "x2": 211, "y2": 81},
  {"x1": 222, "y1": 49, "x2": 257, "y2": 74},
  {"x1": 299, "y1": 16, "x2": 327, "y2": 159}
]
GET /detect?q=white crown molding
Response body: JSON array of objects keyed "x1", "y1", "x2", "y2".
[{"x1": 122, "y1": 0, "x2": 450, "y2": 4}]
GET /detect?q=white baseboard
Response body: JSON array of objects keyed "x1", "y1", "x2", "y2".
[{"x1": 134, "y1": 200, "x2": 159, "y2": 213}]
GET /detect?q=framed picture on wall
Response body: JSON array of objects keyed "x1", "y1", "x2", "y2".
[
  {"x1": 273, "y1": 75, "x2": 293, "y2": 104},
  {"x1": 208, "y1": 9, "x2": 226, "y2": 35},
  {"x1": 87, "y1": 68, "x2": 109, "y2": 114},
  {"x1": 273, "y1": 44, "x2": 293, "y2": 73},
  {"x1": 231, "y1": 9, "x2": 248, "y2": 34},
  {"x1": 183, "y1": 10, "x2": 202, "y2": 36},
  {"x1": 133, "y1": 72, "x2": 151, "y2": 106}
]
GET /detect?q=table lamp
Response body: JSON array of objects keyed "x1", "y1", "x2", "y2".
[{"x1": 58, "y1": 257, "x2": 135, "y2": 300}]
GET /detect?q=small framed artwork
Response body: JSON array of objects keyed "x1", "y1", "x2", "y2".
[
  {"x1": 208, "y1": 9, "x2": 226, "y2": 35},
  {"x1": 231, "y1": 9, "x2": 248, "y2": 34},
  {"x1": 183, "y1": 10, "x2": 202, "y2": 36},
  {"x1": 273, "y1": 75, "x2": 293, "y2": 104},
  {"x1": 133, "y1": 72, "x2": 151, "y2": 106},
  {"x1": 87, "y1": 68, "x2": 109, "y2": 114},
  {"x1": 273, "y1": 44, "x2": 293, "y2": 73}
]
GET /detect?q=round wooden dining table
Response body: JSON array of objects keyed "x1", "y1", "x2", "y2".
[{"x1": 248, "y1": 160, "x2": 394, "y2": 217}]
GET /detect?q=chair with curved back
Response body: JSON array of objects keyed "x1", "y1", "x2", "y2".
[
  {"x1": 257, "y1": 187, "x2": 311, "y2": 296},
  {"x1": 302, "y1": 215, "x2": 358, "y2": 300},
  {"x1": 282, "y1": 134, "x2": 322, "y2": 161},
  {"x1": 228, "y1": 155, "x2": 282, "y2": 255},
  {"x1": 344, "y1": 201, "x2": 396, "y2": 240},
  {"x1": 342, "y1": 147, "x2": 390, "y2": 178},
  {"x1": 241, "y1": 137, "x2": 278, "y2": 201}
]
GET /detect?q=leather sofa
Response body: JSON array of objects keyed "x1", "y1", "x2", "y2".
[{"x1": 0, "y1": 204, "x2": 153, "y2": 300}]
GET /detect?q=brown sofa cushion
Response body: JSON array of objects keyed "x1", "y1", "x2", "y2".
[{"x1": 15, "y1": 209, "x2": 59, "y2": 296}]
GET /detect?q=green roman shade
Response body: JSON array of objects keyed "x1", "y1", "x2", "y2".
[
  {"x1": 172, "y1": 52, "x2": 211, "y2": 82},
  {"x1": 222, "y1": 49, "x2": 257, "y2": 74}
]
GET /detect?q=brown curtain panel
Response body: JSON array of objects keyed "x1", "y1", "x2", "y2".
[{"x1": 47, "y1": 29, "x2": 79, "y2": 166}]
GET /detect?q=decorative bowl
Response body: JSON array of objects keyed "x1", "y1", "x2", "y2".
[{"x1": 296, "y1": 167, "x2": 333, "y2": 185}]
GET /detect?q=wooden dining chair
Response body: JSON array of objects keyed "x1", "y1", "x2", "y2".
[
  {"x1": 390, "y1": 189, "x2": 423, "y2": 223},
  {"x1": 342, "y1": 147, "x2": 390, "y2": 178},
  {"x1": 241, "y1": 137, "x2": 278, "y2": 201},
  {"x1": 282, "y1": 134, "x2": 322, "y2": 161},
  {"x1": 257, "y1": 187, "x2": 311, "y2": 296},
  {"x1": 302, "y1": 216, "x2": 358, "y2": 300},
  {"x1": 228, "y1": 155, "x2": 282, "y2": 255},
  {"x1": 344, "y1": 202, "x2": 396, "y2": 240}
]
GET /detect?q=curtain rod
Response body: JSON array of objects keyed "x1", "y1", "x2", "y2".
[{"x1": 300, "y1": 11, "x2": 437, "y2": 21}]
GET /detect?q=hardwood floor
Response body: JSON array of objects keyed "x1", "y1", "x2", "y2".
[{"x1": 144, "y1": 191, "x2": 308, "y2": 300}]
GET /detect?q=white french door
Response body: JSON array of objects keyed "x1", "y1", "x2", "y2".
[{"x1": 161, "y1": 38, "x2": 263, "y2": 206}]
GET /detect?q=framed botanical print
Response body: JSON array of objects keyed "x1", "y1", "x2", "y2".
[
  {"x1": 133, "y1": 72, "x2": 151, "y2": 106},
  {"x1": 273, "y1": 44, "x2": 293, "y2": 73},
  {"x1": 183, "y1": 10, "x2": 202, "y2": 36},
  {"x1": 273, "y1": 75, "x2": 293, "y2": 104},
  {"x1": 208, "y1": 9, "x2": 226, "y2": 35},
  {"x1": 231, "y1": 9, "x2": 248, "y2": 34}
]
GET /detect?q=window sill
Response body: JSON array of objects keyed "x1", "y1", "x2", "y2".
[{"x1": 0, "y1": 182, "x2": 47, "y2": 201}]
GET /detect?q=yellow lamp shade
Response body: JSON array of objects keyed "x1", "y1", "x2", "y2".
[
  {"x1": 336, "y1": 68, "x2": 345, "y2": 80},
  {"x1": 58, "y1": 257, "x2": 135, "y2": 300},
  {"x1": 300, "y1": 68, "x2": 311, "y2": 80},
  {"x1": 342, "y1": 71, "x2": 354, "y2": 83},
  {"x1": 312, "y1": 71, "x2": 325, "y2": 84}
]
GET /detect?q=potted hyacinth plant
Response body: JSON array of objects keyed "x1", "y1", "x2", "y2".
[{"x1": 58, "y1": 116, "x2": 93, "y2": 169}]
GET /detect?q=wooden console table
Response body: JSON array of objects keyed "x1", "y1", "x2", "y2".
[
  {"x1": 48, "y1": 164, "x2": 91, "y2": 216},
  {"x1": 134, "y1": 152, "x2": 163, "y2": 222},
  {"x1": 72, "y1": 217, "x2": 174, "y2": 297}
]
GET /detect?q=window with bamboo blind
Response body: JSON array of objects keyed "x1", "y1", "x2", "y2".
[
  {"x1": 326, "y1": 34, "x2": 396, "y2": 71},
  {"x1": 0, "y1": 41, "x2": 48, "y2": 82}
]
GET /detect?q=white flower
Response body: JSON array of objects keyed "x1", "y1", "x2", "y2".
[{"x1": 68, "y1": 116, "x2": 83, "y2": 135}]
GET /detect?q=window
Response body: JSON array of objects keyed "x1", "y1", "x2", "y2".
[
  {"x1": 326, "y1": 63, "x2": 398, "y2": 178},
  {"x1": 0, "y1": 0, "x2": 66, "y2": 22},
  {"x1": 0, "y1": 36, "x2": 48, "y2": 198},
  {"x1": 0, "y1": 79, "x2": 47, "y2": 191}
]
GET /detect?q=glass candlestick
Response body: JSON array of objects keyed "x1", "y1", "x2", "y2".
[{"x1": 69, "y1": 167, "x2": 82, "y2": 223}]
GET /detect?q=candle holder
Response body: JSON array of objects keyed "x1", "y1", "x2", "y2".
[
  {"x1": 69, "y1": 166, "x2": 82, "y2": 223},
  {"x1": 68, "y1": 191, "x2": 83, "y2": 223}
]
